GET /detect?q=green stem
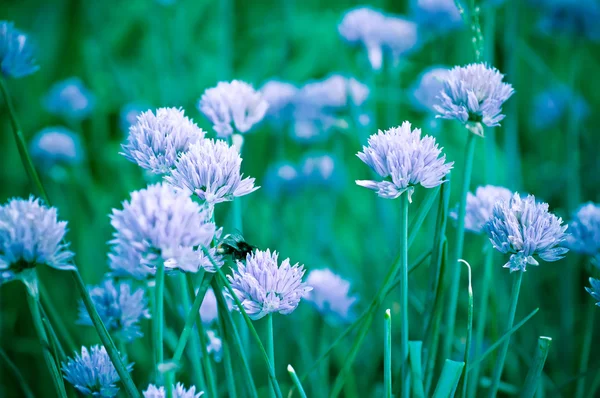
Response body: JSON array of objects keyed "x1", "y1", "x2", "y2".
[
  {"x1": 488, "y1": 271, "x2": 523, "y2": 398},
  {"x1": 409, "y1": 341, "x2": 425, "y2": 398},
  {"x1": 154, "y1": 263, "x2": 165, "y2": 384},
  {"x1": 72, "y1": 271, "x2": 141, "y2": 398},
  {"x1": 0, "y1": 346, "x2": 35, "y2": 398},
  {"x1": 287, "y1": 365, "x2": 308, "y2": 398},
  {"x1": 39, "y1": 282, "x2": 76, "y2": 355},
  {"x1": 443, "y1": 132, "x2": 476, "y2": 363},
  {"x1": 399, "y1": 193, "x2": 410, "y2": 398},
  {"x1": 384, "y1": 309, "x2": 392, "y2": 398},
  {"x1": 433, "y1": 360, "x2": 465, "y2": 398},
  {"x1": 589, "y1": 368, "x2": 600, "y2": 398},
  {"x1": 469, "y1": 246, "x2": 494, "y2": 398},
  {"x1": 520, "y1": 336, "x2": 552, "y2": 398},
  {"x1": 574, "y1": 305, "x2": 595, "y2": 398},
  {"x1": 220, "y1": 315, "x2": 238, "y2": 398},
  {"x1": 459, "y1": 260, "x2": 474, "y2": 398},
  {"x1": 267, "y1": 314, "x2": 275, "y2": 398},
  {"x1": 26, "y1": 293, "x2": 67, "y2": 398},
  {"x1": 0, "y1": 78, "x2": 49, "y2": 203}
]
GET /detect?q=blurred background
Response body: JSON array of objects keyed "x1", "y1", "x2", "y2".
[{"x1": 1, "y1": 0, "x2": 599, "y2": 396}]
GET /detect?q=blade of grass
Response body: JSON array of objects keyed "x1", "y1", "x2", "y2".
[
  {"x1": 458, "y1": 260, "x2": 474, "y2": 398},
  {"x1": 287, "y1": 365, "x2": 308, "y2": 398},
  {"x1": 219, "y1": 314, "x2": 239, "y2": 398},
  {"x1": 575, "y1": 305, "x2": 595, "y2": 398},
  {"x1": 409, "y1": 341, "x2": 426, "y2": 398},
  {"x1": 0, "y1": 347, "x2": 36, "y2": 398},
  {"x1": 433, "y1": 360, "x2": 465, "y2": 398},
  {"x1": 398, "y1": 193, "x2": 410, "y2": 398},
  {"x1": 520, "y1": 336, "x2": 552, "y2": 398},
  {"x1": 267, "y1": 314, "x2": 276, "y2": 398},
  {"x1": 154, "y1": 262, "x2": 165, "y2": 384},
  {"x1": 384, "y1": 309, "x2": 392, "y2": 398}
]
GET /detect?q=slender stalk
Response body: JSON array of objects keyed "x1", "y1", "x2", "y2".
[
  {"x1": 0, "y1": 347, "x2": 35, "y2": 398},
  {"x1": 574, "y1": 305, "x2": 595, "y2": 398},
  {"x1": 220, "y1": 315, "x2": 238, "y2": 398},
  {"x1": 589, "y1": 368, "x2": 600, "y2": 398},
  {"x1": 520, "y1": 336, "x2": 552, "y2": 398},
  {"x1": 39, "y1": 283, "x2": 76, "y2": 354},
  {"x1": 318, "y1": 319, "x2": 330, "y2": 397},
  {"x1": 287, "y1": 365, "x2": 308, "y2": 398},
  {"x1": 267, "y1": 314, "x2": 276, "y2": 398},
  {"x1": 458, "y1": 260, "x2": 474, "y2": 398},
  {"x1": 399, "y1": 193, "x2": 410, "y2": 398},
  {"x1": 384, "y1": 309, "x2": 392, "y2": 398},
  {"x1": 409, "y1": 341, "x2": 425, "y2": 398},
  {"x1": 41, "y1": 311, "x2": 66, "y2": 364},
  {"x1": 470, "y1": 246, "x2": 494, "y2": 398},
  {"x1": 443, "y1": 132, "x2": 476, "y2": 363},
  {"x1": 26, "y1": 293, "x2": 67, "y2": 398},
  {"x1": 433, "y1": 360, "x2": 465, "y2": 398},
  {"x1": 166, "y1": 371, "x2": 174, "y2": 398},
  {"x1": 488, "y1": 271, "x2": 524, "y2": 397},
  {"x1": 154, "y1": 262, "x2": 165, "y2": 384}
]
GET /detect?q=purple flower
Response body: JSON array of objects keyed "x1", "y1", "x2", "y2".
[
  {"x1": 411, "y1": 0, "x2": 463, "y2": 34},
  {"x1": 305, "y1": 268, "x2": 357, "y2": 322},
  {"x1": 30, "y1": 126, "x2": 83, "y2": 167},
  {"x1": 44, "y1": 77, "x2": 95, "y2": 120},
  {"x1": 566, "y1": 202, "x2": 600, "y2": 257},
  {"x1": 410, "y1": 66, "x2": 450, "y2": 112},
  {"x1": 586, "y1": 277, "x2": 600, "y2": 306},
  {"x1": 143, "y1": 383, "x2": 203, "y2": 398},
  {"x1": 484, "y1": 193, "x2": 569, "y2": 272},
  {"x1": 0, "y1": 21, "x2": 39, "y2": 78},
  {"x1": 452, "y1": 185, "x2": 513, "y2": 234}
]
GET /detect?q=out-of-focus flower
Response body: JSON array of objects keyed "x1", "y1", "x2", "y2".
[
  {"x1": 0, "y1": 21, "x2": 38, "y2": 78},
  {"x1": 166, "y1": 139, "x2": 259, "y2": 205},
  {"x1": 200, "y1": 288, "x2": 218, "y2": 325},
  {"x1": 435, "y1": 63, "x2": 514, "y2": 133},
  {"x1": 109, "y1": 183, "x2": 220, "y2": 278},
  {"x1": 586, "y1": 277, "x2": 600, "y2": 306},
  {"x1": 305, "y1": 269, "x2": 357, "y2": 323},
  {"x1": 30, "y1": 126, "x2": 83, "y2": 167},
  {"x1": 62, "y1": 345, "x2": 132, "y2": 398},
  {"x1": 356, "y1": 121, "x2": 453, "y2": 201},
  {"x1": 260, "y1": 80, "x2": 298, "y2": 122},
  {"x1": 382, "y1": 15, "x2": 419, "y2": 62},
  {"x1": 452, "y1": 185, "x2": 513, "y2": 234},
  {"x1": 411, "y1": 0, "x2": 463, "y2": 34},
  {"x1": 77, "y1": 279, "x2": 150, "y2": 342},
  {"x1": 227, "y1": 249, "x2": 311, "y2": 320},
  {"x1": 531, "y1": 87, "x2": 589, "y2": 130},
  {"x1": 121, "y1": 107, "x2": 204, "y2": 175},
  {"x1": 410, "y1": 66, "x2": 450, "y2": 112},
  {"x1": 264, "y1": 161, "x2": 301, "y2": 199},
  {"x1": 566, "y1": 203, "x2": 600, "y2": 257},
  {"x1": 120, "y1": 103, "x2": 150, "y2": 133},
  {"x1": 0, "y1": 197, "x2": 73, "y2": 291},
  {"x1": 536, "y1": 0, "x2": 600, "y2": 41},
  {"x1": 198, "y1": 80, "x2": 269, "y2": 138},
  {"x1": 143, "y1": 383, "x2": 204, "y2": 398},
  {"x1": 206, "y1": 330, "x2": 223, "y2": 362},
  {"x1": 300, "y1": 153, "x2": 345, "y2": 192},
  {"x1": 484, "y1": 193, "x2": 569, "y2": 272},
  {"x1": 296, "y1": 75, "x2": 369, "y2": 110},
  {"x1": 44, "y1": 77, "x2": 95, "y2": 120}
]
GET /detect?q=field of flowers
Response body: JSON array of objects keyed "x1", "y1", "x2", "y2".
[{"x1": 1, "y1": 0, "x2": 599, "y2": 397}]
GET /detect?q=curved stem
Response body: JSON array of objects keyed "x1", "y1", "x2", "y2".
[{"x1": 399, "y1": 193, "x2": 410, "y2": 398}]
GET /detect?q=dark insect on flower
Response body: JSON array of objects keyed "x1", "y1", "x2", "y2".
[{"x1": 217, "y1": 232, "x2": 256, "y2": 262}]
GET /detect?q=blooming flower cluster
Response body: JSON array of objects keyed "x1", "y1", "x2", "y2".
[
  {"x1": 410, "y1": 66, "x2": 450, "y2": 112},
  {"x1": 586, "y1": 277, "x2": 600, "y2": 306},
  {"x1": 227, "y1": 249, "x2": 311, "y2": 320},
  {"x1": 305, "y1": 268, "x2": 357, "y2": 323},
  {"x1": 0, "y1": 197, "x2": 73, "y2": 290},
  {"x1": 166, "y1": 139, "x2": 259, "y2": 205},
  {"x1": 143, "y1": 383, "x2": 204, "y2": 398},
  {"x1": 260, "y1": 80, "x2": 298, "y2": 123},
  {"x1": 77, "y1": 279, "x2": 150, "y2": 342},
  {"x1": 120, "y1": 102, "x2": 151, "y2": 133},
  {"x1": 44, "y1": 77, "x2": 95, "y2": 120},
  {"x1": 198, "y1": 80, "x2": 269, "y2": 138},
  {"x1": 566, "y1": 203, "x2": 600, "y2": 257},
  {"x1": 200, "y1": 287, "x2": 219, "y2": 325},
  {"x1": 484, "y1": 193, "x2": 569, "y2": 272},
  {"x1": 62, "y1": 345, "x2": 132, "y2": 398},
  {"x1": 108, "y1": 183, "x2": 220, "y2": 278},
  {"x1": 435, "y1": 63, "x2": 514, "y2": 133},
  {"x1": 0, "y1": 21, "x2": 38, "y2": 78},
  {"x1": 206, "y1": 329, "x2": 223, "y2": 362},
  {"x1": 121, "y1": 107, "x2": 204, "y2": 175},
  {"x1": 338, "y1": 7, "x2": 418, "y2": 70},
  {"x1": 356, "y1": 122, "x2": 453, "y2": 201},
  {"x1": 453, "y1": 185, "x2": 514, "y2": 234},
  {"x1": 30, "y1": 126, "x2": 83, "y2": 168}
]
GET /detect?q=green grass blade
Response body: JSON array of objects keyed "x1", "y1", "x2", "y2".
[
  {"x1": 384, "y1": 309, "x2": 392, "y2": 398},
  {"x1": 409, "y1": 341, "x2": 426, "y2": 398},
  {"x1": 0, "y1": 346, "x2": 36, "y2": 398},
  {"x1": 520, "y1": 336, "x2": 552, "y2": 398},
  {"x1": 287, "y1": 365, "x2": 308, "y2": 398},
  {"x1": 154, "y1": 262, "x2": 165, "y2": 384},
  {"x1": 433, "y1": 360, "x2": 465, "y2": 398},
  {"x1": 458, "y1": 260, "x2": 474, "y2": 398},
  {"x1": 575, "y1": 305, "x2": 595, "y2": 398},
  {"x1": 398, "y1": 194, "x2": 410, "y2": 398}
]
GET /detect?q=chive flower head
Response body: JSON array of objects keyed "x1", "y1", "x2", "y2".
[
  {"x1": 586, "y1": 277, "x2": 600, "y2": 306},
  {"x1": 305, "y1": 268, "x2": 357, "y2": 323},
  {"x1": 44, "y1": 77, "x2": 95, "y2": 120},
  {"x1": 143, "y1": 383, "x2": 203, "y2": 398},
  {"x1": 30, "y1": 126, "x2": 83, "y2": 167},
  {"x1": 0, "y1": 21, "x2": 39, "y2": 78},
  {"x1": 453, "y1": 185, "x2": 514, "y2": 234},
  {"x1": 566, "y1": 202, "x2": 600, "y2": 257}
]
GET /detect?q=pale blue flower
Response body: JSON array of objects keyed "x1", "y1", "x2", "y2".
[
  {"x1": 77, "y1": 279, "x2": 150, "y2": 342},
  {"x1": 435, "y1": 63, "x2": 514, "y2": 131},
  {"x1": 531, "y1": 87, "x2": 589, "y2": 130},
  {"x1": 381, "y1": 15, "x2": 419, "y2": 61},
  {"x1": 199, "y1": 287, "x2": 218, "y2": 325},
  {"x1": 0, "y1": 197, "x2": 74, "y2": 289},
  {"x1": 206, "y1": 330, "x2": 222, "y2": 362},
  {"x1": 356, "y1": 121, "x2": 453, "y2": 201},
  {"x1": 165, "y1": 139, "x2": 259, "y2": 205},
  {"x1": 586, "y1": 277, "x2": 600, "y2": 306},
  {"x1": 410, "y1": 66, "x2": 450, "y2": 112},
  {"x1": 121, "y1": 107, "x2": 204, "y2": 175},
  {"x1": 62, "y1": 345, "x2": 132, "y2": 397},
  {"x1": 484, "y1": 193, "x2": 569, "y2": 272},
  {"x1": 0, "y1": 21, "x2": 38, "y2": 78},
  {"x1": 411, "y1": 0, "x2": 463, "y2": 34},
  {"x1": 305, "y1": 268, "x2": 357, "y2": 323},
  {"x1": 198, "y1": 80, "x2": 269, "y2": 138},
  {"x1": 260, "y1": 80, "x2": 298, "y2": 122},
  {"x1": 566, "y1": 203, "x2": 600, "y2": 257},
  {"x1": 143, "y1": 383, "x2": 203, "y2": 398},
  {"x1": 120, "y1": 103, "x2": 150, "y2": 133},
  {"x1": 536, "y1": 0, "x2": 600, "y2": 41},
  {"x1": 296, "y1": 74, "x2": 369, "y2": 110},
  {"x1": 264, "y1": 161, "x2": 301, "y2": 199},
  {"x1": 227, "y1": 249, "x2": 311, "y2": 320},
  {"x1": 44, "y1": 77, "x2": 95, "y2": 120},
  {"x1": 300, "y1": 152, "x2": 345, "y2": 191},
  {"x1": 109, "y1": 183, "x2": 220, "y2": 277},
  {"x1": 30, "y1": 126, "x2": 83, "y2": 167},
  {"x1": 452, "y1": 185, "x2": 513, "y2": 234}
]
